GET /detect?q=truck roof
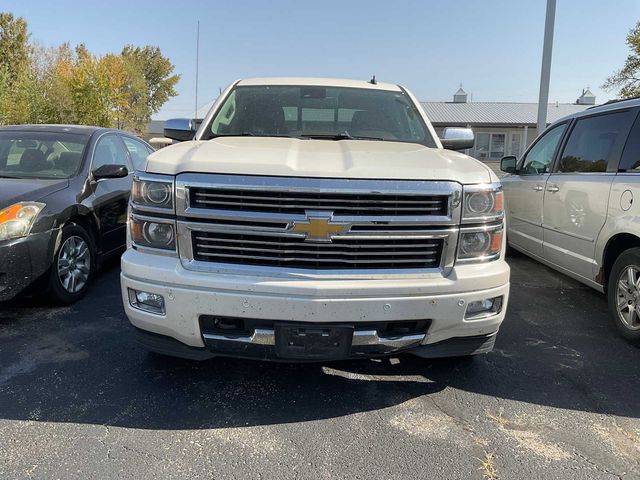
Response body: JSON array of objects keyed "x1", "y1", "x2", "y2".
[{"x1": 236, "y1": 77, "x2": 402, "y2": 92}]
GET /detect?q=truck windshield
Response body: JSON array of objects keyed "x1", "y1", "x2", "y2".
[{"x1": 202, "y1": 85, "x2": 436, "y2": 146}]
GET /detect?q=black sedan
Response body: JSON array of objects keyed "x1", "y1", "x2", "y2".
[{"x1": 0, "y1": 125, "x2": 153, "y2": 304}]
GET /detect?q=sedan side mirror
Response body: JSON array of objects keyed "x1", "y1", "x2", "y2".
[
  {"x1": 440, "y1": 127, "x2": 474, "y2": 151},
  {"x1": 164, "y1": 118, "x2": 196, "y2": 142},
  {"x1": 500, "y1": 156, "x2": 518, "y2": 174},
  {"x1": 92, "y1": 164, "x2": 129, "y2": 180}
]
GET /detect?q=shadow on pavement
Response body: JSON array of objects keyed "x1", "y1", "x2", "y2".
[{"x1": 0, "y1": 256, "x2": 638, "y2": 430}]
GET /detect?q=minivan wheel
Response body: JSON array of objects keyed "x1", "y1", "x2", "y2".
[
  {"x1": 46, "y1": 223, "x2": 95, "y2": 305},
  {"x1": 607, "y1": 248, "x2": 640, "y2": 345}
]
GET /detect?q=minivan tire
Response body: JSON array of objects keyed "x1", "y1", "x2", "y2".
[{"x1": 607, "y1": 248, "x2": 640, "y2": 345}]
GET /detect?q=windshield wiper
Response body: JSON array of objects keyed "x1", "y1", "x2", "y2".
[
  {"x1": 299, "y1": 132, "x2": 385, "y2": 141},
  {"x1": 211, "y1": 132, "x2": 294, "y2": 139}
]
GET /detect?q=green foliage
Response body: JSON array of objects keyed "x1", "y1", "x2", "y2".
[
  {"x1": 0, "y1": 12, "x2": 180, "y2": 133},
  {"x1": 603, "y1": 21, "x2": 640, "y2": 98},
  {"x1": 0, "y1": 12, "x2": 30, "y2": 83}
]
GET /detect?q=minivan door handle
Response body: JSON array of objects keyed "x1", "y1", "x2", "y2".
[
  {"x1": 546, "y1": 184, "x2": 560, "y2": 193},
  {"x1": 532, "y1": 184, "x2": 544, "y2": 192}
]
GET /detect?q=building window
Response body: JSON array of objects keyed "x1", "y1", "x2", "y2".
[
  {"x1": 475, "y1": 133, "x2": 506, "y2": 160},
  {"x1": 509, "y1": 132, "x2": 522, "y2": 156}
]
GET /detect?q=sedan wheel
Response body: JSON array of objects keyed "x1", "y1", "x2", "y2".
[
  {"x1": 57, "y1": 235, "x2": 91, "y2": 294},
  {"x1": 615, "y1": 265, "x2": 640, "y2": 331}
]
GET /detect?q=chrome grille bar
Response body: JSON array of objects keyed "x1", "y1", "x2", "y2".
[{"x1": 175, "y1": 174, "x2": 461, "y2": 277}]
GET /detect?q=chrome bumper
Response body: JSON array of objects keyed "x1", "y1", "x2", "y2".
[{"x1": 203, "y1": 329, "x2": 425, "y2": 351}]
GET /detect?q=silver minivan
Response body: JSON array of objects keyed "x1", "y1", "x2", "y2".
[{"x1": 501, "y1": 98, "x2": 640, "y2": 344}]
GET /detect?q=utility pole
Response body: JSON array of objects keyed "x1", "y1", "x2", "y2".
[
  {"x1": 195, "y1": 20, "x2": 200, "y2": 122},
  {"x1": 536, "y1": 0, "x2": 556, "y2": 135}
]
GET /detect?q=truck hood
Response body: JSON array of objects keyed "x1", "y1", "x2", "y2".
[
  {"x1": 145, "y1": 138, "x2": 493, "y2": 184},
  {"x1": 0, "y1": 178, "x2": 69, "y2": 210}
]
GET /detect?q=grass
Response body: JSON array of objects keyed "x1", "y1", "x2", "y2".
[{"x1": 479, "y1": 452, "x2": 498, "y2": 480}]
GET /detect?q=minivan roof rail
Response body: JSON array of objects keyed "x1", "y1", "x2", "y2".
[{"x1": 587, "y1": 96, "x2": 640, "y2": 109}]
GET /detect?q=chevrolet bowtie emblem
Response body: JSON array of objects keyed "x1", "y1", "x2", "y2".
[{"x1": 290, "y1": 213, "x2": 350, "y2": 242}]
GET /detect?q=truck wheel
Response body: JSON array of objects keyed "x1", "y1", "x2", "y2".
[
  {"x1": 607, "y1": 248, "x2": 640, "y2": 345},
  {"x1": 46, "y1": 223, "x2": 95, "y2": 305}
]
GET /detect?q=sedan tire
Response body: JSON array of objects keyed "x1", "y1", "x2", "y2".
[{"x1": 47, "y1": 223, "x2": 95, "y2": 305}]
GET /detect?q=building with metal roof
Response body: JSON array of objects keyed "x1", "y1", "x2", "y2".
[{"x1": 421, "y1": 87, "x2": 595, "y2": 163}]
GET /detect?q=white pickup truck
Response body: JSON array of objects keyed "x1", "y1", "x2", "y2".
[{"x1": 120, "y1": 77, "x2": 510, "y2": 362}]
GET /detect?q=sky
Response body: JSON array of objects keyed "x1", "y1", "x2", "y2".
[{"x1": 2, "y1": 0, "x2": 639, "y2": 119}]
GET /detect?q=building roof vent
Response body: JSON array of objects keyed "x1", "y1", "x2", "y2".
[
  {"x1": 453, "y1": 85, "x2": 468, "y2": 103},
  {"x1": 576, "y1": 88, "x2": 596, "y2": 105}
]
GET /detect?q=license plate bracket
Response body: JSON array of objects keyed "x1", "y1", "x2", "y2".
[{"x1": 274, "y1": 324, "x2": 354, "y2": 360}]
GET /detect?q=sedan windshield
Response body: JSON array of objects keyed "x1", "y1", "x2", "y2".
[
  {"x1": 0, "y1": 132, "x2": 89, "y2": 179},
  {"x1": 202, "y1": 85, "x2": 436, "y2": 146}
]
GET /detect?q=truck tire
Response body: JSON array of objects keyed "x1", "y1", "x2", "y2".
[
  {"x1": 46, "y1": 223, "x2": 95, "y2": 305},
  {"x1": 607, "y1": 248, "x2": 640, "y2": 345}
]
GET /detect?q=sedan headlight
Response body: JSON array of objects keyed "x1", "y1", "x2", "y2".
[
  {"x1": 130, "y1": 215, "x2": 176, "y2": 252},
  {"x1": 0, "y1": 202, "x2": 45, "y2": 241},
  {"x1": 457, "y1": 224, "x2": 503, "y2": 262},
  {"x1": 462, "y1": 184, "x2": 503, "y2": 223},
  {"x1": 132, "y1": 174, "x2": 174, "y2": 210}
]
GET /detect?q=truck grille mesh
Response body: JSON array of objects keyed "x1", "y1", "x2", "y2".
[
  {"x1": 189, "y1": 188, "x2": 448, "y2": 217},
  {"x1": 192, "y1": 231, "x2": 444, "y2": 270}
]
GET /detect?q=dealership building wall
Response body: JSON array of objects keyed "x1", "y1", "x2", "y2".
[{"x1": 422, "y1": 87, "x2": 596, "y2": 171}]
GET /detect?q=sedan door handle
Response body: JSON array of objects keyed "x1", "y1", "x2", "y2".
[
  {"x1": 532, "y1": 184, "x2": 544, "y2": 192},
  {"x1": 546, "y1": 184, "x2": 560, "y2": 193}
]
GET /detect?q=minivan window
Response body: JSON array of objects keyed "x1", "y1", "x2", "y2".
[
  {"x1": 557, "y1": 111, "x2": 635, "y2": 173},
  {"x1": 202, "y1": 85, "x2": 437, "y2": 147},
  {"x1": 618, "y1": 113, "x2": 640, "y2": 172},
  {"x1": 519, "y1": 123, "x2": 566, "y2": 175}
]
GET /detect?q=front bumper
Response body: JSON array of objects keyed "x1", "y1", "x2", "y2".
[
  {"x1": 120, "y1": 249, "x2": 510, "y2": 361},
  {"x1": 0, "y1": 231, "x2": 54, "y2": 302}
]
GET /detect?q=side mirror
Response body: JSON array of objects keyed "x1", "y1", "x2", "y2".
[
  {"x1": 500, "y1": 156, "x2": 518, "y2": 174},
  {"x1": 92, "y1": 164, "x2": 128, "y2": 180},
  {"x1": 164, "y1": 118, "x2": 196, "y2": 142},
  {"x1": 440, "y1": 127, "x2": 474, "y2": 151}
]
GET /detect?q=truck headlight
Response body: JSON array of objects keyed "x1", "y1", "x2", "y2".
[
  {"x1": 0, "y1": 202, "x2": 45, "y2": 242},
  {"x1": 130, "y1": 215, "x2": 176, "y2": 251},
  {"x1": 457, "y1": 225, "x2": 503, "y2": 262},
  {"x1": 462, "y1": 184, "x2": 503, "y2": 223},
  {"x1": 132, "y1": 174, "x2": 174, "y2": 210}
]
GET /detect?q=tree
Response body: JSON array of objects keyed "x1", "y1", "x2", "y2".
[
  {"x1": 0, "y1": 13, "x2": 30, "y2": 84},
  {"x1": 0, "y1": 13, "x2": 180, "y2": 132},
  {"x1": 0, "y1": 13, "x2": 33, "y2": 124},
  {"x1": 120, "y1": 45, "x2": 180, "y2": 134},
  {"x1": 603, "y1": 21, "x2": 640, "y2": 98}
]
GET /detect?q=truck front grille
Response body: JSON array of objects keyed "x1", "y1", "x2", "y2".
[
  {"x1": 176, "y1": 174, "x2": 461, "y2": 274},
  {"x1": 192, "y1": 231, "x2": 444, "y2": 269},
  {"x1": 190, "y1": 188, "x2": 448, "y2": 217}
]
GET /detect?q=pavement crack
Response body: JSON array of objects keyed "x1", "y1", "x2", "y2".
[{"x1": 573, "y1": 450, "x2": 625, "y2": 480}]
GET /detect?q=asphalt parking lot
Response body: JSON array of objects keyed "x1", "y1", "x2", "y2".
[{"x1": 0, "y1": 256, "x2": 639, "y2": 480}]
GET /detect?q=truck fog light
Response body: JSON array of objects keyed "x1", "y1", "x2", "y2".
[
  {"x1": 128, "y1": 288, "x2": 165, "y2": 315},
  {"x1": 465, "y1": 296, "x2": 503, "y2": 319}
]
